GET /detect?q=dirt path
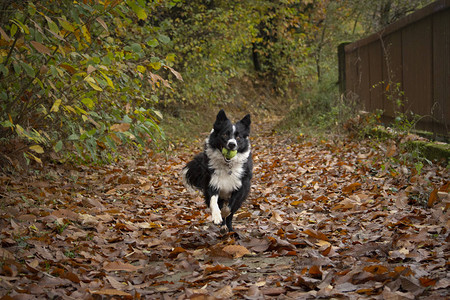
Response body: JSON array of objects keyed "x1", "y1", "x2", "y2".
[{"x1": 0, "y1": 120, "x2": 449, "y2": 299}]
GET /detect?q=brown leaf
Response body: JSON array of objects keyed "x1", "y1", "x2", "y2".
[
  {"x1": 0, "y1": 26, "x2": 10, "y2": 41},
  {"x1": 434, "y1": 278, "x2": 450, "y2": 290},
  {"x1": 78, "y1": 213, "x2": 98, "y2": 226},
  {"x1": 246, "y1": 285, "x2": 263, "y2": 298},
  {"x1": 59, "y1": 63, "x2": 76, "y2": 75},
  {"x1": 103, "y1": 261, "x2": 141, "y2": 272},
  {"x1": 270, "y1": 210, "x2": 284, "y2": 222},
  {"x1": 87, "y1": 65, "x2": 96, "y2": 75},
  {"x1": 394, "y1": 266, "x2": 414, "y2": 276},
  {"x1": 386, "y1": 144, "x2": 397, "y2": 157},
  {"x1": 106, "y1": 275, "x2": 125, "y2": 290},
  {"x1": 363, "y1": 265, "x2": 388, "y2": 275},
  {"x1": 165, "y1": 65, "x2": 183, "y2": 81},
  {"x1": 204, "y1": 264, "x2": 232, "y2": 275},
  {"x1": 268, "y1": 236, "x2": 296, "y2": 251},
  {"x1": 440, "y1": 181, "x2": 450, "y2": 192},
  {"x1": 320, "y1": 245, "x2": 332, "y2": 256},
  {"x1": 292, "y1": 275, "x2": 321, "y2": 290},
  {"x1": 427, "y1": 188, "x2": 438, "y2": 207},
  {"x1": 262, "y1": 287, "x2": 286, "y2": 296},
  {"x1": 51, "y1": 208, "x2": 79, "y2": 221},
  {"x1": 82, "y1": 197, "x2": 105, "y2": 209},
  {"x1": 235, "y1": 211, "x2": 251, "y2": 220},
  {"x1": 90, "y1": 288, "x2": 132, "y2": 297},
  {"x1": 222, "y1": 245, "x2": 250, "y2": 258},
  {"x1": 419, "y1": 277, "x2": 436, "y2": 287},
  {"x1": 399, "y1": 276, "x2": 424, "y2": 295},
  {"x1": 30, "y1": 41, "x2": 51, "y2": 55},
  {"x1": 96, "y1": 17, "x2": 108, "y2": 31},
  {"x1": 356, "y1": 288, "x2": 378, "y2": 296},
  {"x1": 382, "y1": 286, "x2": 415, "y2": 300},
  {"x1": 331, "y1": 197, "x2": 357, "y2": 211},
  {"x1": 335, "y1": 282, "x2": 358, "y2": 292},
  {"x1": 342, "y1": 182, "x2": 361, "y2": 195},
  {"x1": 303, "y1": 229, "x2": 329, "y2": 241},
  {"x1": 291, "y1": 200, "x2": 304, "y2": 206},
  {"x1": 242, "y1": 238, "x2": 270, "y2": 252},
  {"x1": 110, "y1": 123, "x2": 130, "y2": 132},
  {"x1": 308, "y1": 265, "x2": 322, "y2": 279},
  {"x1": 168, "y1": 246, "x2": 187, "y2": 258},
  {"x1": 0, "y1": 248, "x2": 14, "y2": 260},
  {"x1": 62, "y1": 272, "x2": 80, "y2": 283},
  {"x1": 213, "y1": 285, "x2": 233, "y2": 298}
]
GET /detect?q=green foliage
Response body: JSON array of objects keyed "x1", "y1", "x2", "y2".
[
  {"x1": 275, "y1": 78, "x2": 358, "y2": 135},
  {"x1": 347, "y1": 0, "x2": 434, "y2": 33},
  {"x1": 0, "y1": 0, "x2": 177, "y2": 164},
  {"x1": 142, "y1": 0, "x2": 336, "y2": 104},
  {"x1": 0, "y1": 0, "x2": 432, "y2": 167}
]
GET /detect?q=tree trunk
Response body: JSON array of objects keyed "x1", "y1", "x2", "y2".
[{"x1": 252, "y1": 43, "x2": 262, "y2": 72}]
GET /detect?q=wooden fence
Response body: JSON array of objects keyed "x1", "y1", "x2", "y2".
[{"x1": 340, "y1": 0, "x2": 450, "y2": 138}]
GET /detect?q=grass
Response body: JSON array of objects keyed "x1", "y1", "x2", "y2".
[
  {"x1": 275, "y1": 80, "x2": 357, "y2": 137},
  {"x1": 160, "y1": 107, "x2": 215, "y2": 149}
]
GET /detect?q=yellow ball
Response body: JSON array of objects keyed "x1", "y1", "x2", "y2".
[{"x1": 222, "y1": 148, "x2": 237, "y2": 159}]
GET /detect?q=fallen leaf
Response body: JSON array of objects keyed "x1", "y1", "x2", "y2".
[
  {"x1": 204, "y1": 264, "x2": 232, "y2": 275},
  {"x1": 309, "y1": 265, "x2": 322, "y2": 278},
  {"x1": 433, "y1": 278, "x2": 450, "y2": 290},
  {"x1": 427, "y1": 188, "x2": 438, "y2": 207},
  {"x1": 262, "y1": 287, "x2": 286, "y2": 296},
  {"x1": 242, "y1": 238, "x2": 270, "y2": 252},
  {"x1": 303, "y1": 229, "x2": 329, "y2": 241},
  {"x1": 90, "y1": 288, "x2": 132, "y2": 297},
  {"x1": 106, "y1": 275, "x2": 126, "y2": 290},
  {"x1": 103, "y1": 261, "x2": 141, "y2": 272},
  {"x1": 246, "y1": 285, "x2": 263, "y2": 298},
  {"x1": 342, "y1": 182, "x2": 361, "y2": 195},
  {"x1": 419, "y1": 277, "x2": 436, "y2": 287},
  {"x1": 213, "y1": 285, "x2": 233, "y2": 298},
  {"x1": 222, "y1": 245, "x2": 250, "y2": 258},
  {"x1": 0, "y1": 248, "x2": 15, "y2": 260},
  {"x1": 363, "y1": 265, "x2": 388, "y2": 275},
  {"x1": 168, "y1": 246, "x2": 187, "y2": 258}
]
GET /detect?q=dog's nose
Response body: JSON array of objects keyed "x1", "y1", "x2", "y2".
[{"x1": 227, "y1": 140, "x2": 237, "y2": 150}]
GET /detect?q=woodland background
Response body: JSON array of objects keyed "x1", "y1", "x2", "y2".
[
  {"x1": 0, "y1": 0, "x2": 435, "y2": 165},
  {"x1": 1, "y1": 1, "x2": 449, "y2": 299}
]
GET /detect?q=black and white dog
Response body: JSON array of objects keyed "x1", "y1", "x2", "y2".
[{"x1": 182, "y1": 109, "x2": 252, "y2": 234}]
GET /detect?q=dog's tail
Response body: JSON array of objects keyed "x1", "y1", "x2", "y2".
[
  {"x1": 181, "y1": 167, "x2": 197, "y2": 193},
  {"x1": 181, "y1": 153, "x2": 210, "y2": 193}
]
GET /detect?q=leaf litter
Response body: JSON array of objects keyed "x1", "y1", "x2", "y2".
[{"x1": 0, "y1": 121, "x2": 449, "y2": 299}]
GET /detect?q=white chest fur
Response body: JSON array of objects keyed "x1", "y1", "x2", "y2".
[{"x1": 206, "y1": 146, "x2": 250, "y2": 198}]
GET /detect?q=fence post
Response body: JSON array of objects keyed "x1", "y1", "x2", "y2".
[{"x1": 338, "y1": 43, "x2": 349, "y2": 95}]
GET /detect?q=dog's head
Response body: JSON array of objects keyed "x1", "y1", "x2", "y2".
[{"x1": 208, "y1": 109, "x2": 251, "y2": 160}]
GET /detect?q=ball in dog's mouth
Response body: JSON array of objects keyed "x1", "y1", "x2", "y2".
[{"x1": 222, "y1": 148, "x2": 237, "y2": 160}]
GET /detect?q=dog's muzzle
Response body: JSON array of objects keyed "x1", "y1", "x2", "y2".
[{"x1": 227, "y1": 139, "x2": 237, "y2": 150}]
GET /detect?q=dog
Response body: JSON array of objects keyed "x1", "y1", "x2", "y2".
[{"x1": 182, "y1": 109, "x2": 252, "y2": 234}]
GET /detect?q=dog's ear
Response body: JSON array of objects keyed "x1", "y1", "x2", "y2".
[
  {"x1": 214, "y1": 109, "x2": 228, "y2": 131},
  {"x1": 216, "y1": 109, "x2": 228, "y2": 122},
  {"x1": 240, "y1": 114, "x2": 251, "y2": 128}
]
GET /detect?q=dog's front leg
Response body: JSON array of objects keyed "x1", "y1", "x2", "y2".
[{"x1": 210, "y1": 194, "x2": 223, "y2": 225}]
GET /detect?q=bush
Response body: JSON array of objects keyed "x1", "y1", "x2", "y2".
[{"x1": 0, "y1": 0, "x2": 178, "y2": 166}]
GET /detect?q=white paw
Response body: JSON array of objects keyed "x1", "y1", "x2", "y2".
[{"x1": 211, "y1": 209, "x2": 223, "y2": 225}]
